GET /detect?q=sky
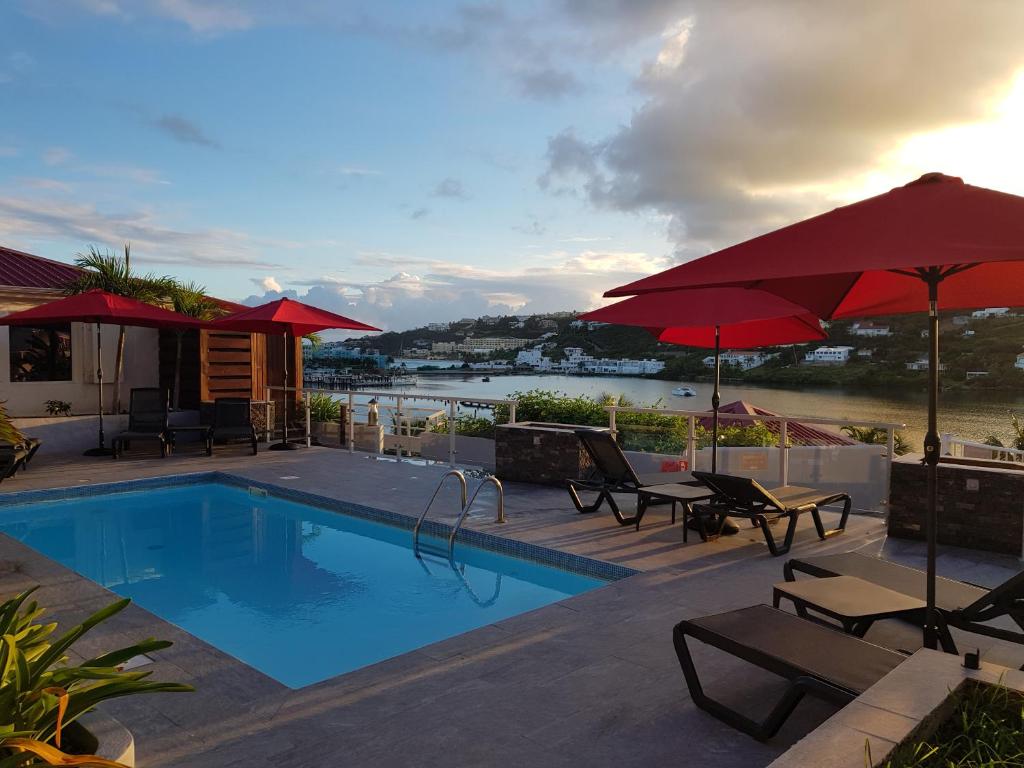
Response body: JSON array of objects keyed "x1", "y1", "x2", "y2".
[{"x1": 2, "y1": 1, "x2": 1024, "y2": 335}]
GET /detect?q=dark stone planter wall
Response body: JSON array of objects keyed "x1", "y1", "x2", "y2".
[
  {"x1": 494, "y1": 422, "x2": 602, "y2": 486},
  {"x1": 888, "y1": 457, "x2": 1024, "y2": 556}
]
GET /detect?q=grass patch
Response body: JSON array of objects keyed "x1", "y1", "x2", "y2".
[{"x1": 877, "y1": 679, "x2": 1024, "y2": 767}]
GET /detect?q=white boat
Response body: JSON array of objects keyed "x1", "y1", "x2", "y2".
[{"x1": 672, "y1": 386, "x2": 697, "y2": 397}]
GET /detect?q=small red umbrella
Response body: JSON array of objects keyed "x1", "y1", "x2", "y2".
[
  {"x1": 0, "y1": 289, "x2": 204, "y2": 455},
  {"x1": 604, "y1": 173, "x2": 1024, "y2": 649},
  {"x1": 580, "y1": 288, "x2": 825, "y2": 471},
  {"x1": 210, "y1": 297, "x2": 379, "y2": 450}
]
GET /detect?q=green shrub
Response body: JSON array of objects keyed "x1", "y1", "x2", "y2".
[
  {"x1": 0, "y1": 588, "x2": 191, "y2": 766},
  {"x1": 428, "y1": 416, "x2": 495, "y2": 439},
  {"x1": 308, "y1": 393, "x2": 340, "y2": 423}
]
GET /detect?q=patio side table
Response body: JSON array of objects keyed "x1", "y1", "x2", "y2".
[
  {"x1": 635, "y1": 483, "x2": 715, "y2": 535},
  {"x1": 773, "y1": 575, "x2": 926, "y2": 638}
]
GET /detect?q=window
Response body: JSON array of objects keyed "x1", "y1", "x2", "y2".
[{"x1": 9, "y1": 324, "x2": 73, "y2": 382}]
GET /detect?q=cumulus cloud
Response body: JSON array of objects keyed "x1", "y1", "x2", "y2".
[
  {"x1": 431, "y1": 177, "x2": 467, "y2": 199},
  {"x1": 240, "y1": 249, "x2": 670, "y2": 333},
  {"x1": 154, "y1": 114, "x2": 220, "y2": 148},
  {"x1": 515, "y1": 66, "x2": 582, "y2": 101},
  {"x1": 254, "y1": 276, "x2": 282, "y2": 292},
  {"x1": 541, "y1": 1, "x2": 1024, "y2": 253}
]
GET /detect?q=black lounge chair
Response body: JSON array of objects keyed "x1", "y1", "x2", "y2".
[
  {"x1": 206, "y1": 397, "x2": 257, "y2": 456},
  {"x1": 785, "y1": 552, "x2": 1024, "y2": 653},
  {"x1": 673, "y1": 604, "x2": 905, "y2": 741},
  {"x1": 0, "y1": 445, "x2": 28, "y2": 484},
  {"x1": 112, "y1": 388, "x2": 170, "y2": 459},
  {"x1": 691, "y1": 471, "x2": 851, "y2": 556},
  {"x1": 568, "y1": 428, "x2": 704, "y2": 527}
]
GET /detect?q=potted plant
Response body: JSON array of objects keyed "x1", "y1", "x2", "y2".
[
  {"x1": 308, "y1": 393, "x2": 341, "y2": 445},
  {"x1": 44, "y1": 401, "x2": 72, "y2": 417},
  {"x1": 0, "y1": 587, "x2": 192, "y2": 767}
]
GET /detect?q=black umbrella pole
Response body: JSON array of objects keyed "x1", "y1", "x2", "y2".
[
  {"x1": 923, "y1": 273, "x2": 941, "y2": 650},
  {"x1": 711, "y1": 325, "x2": 721, "y2": 474},
  {"x1": 270, "y1": 330, "x2": 298, "y2": 451},
  {"x1": 83, "y1": 322, "x2": 112, "y2": 457}
]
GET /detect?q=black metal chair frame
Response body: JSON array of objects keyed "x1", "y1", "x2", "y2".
[
  {"x1": 112, "y1": 388, "x2": 169, "y2": 459},
  {"x1": 673, "y1": 605, "x2": 904, "y2": 741},
  {"x1": 0, "y1": 447, "x2": 27, "y2": 483},
  {"x1": 567, "y1": 428, "x2": 699, "y2": 527},
  {"x1": 691, "y1": 471, "x2": 851, "y2": 557},
  {"x1": 785, "y1": 554, "x2": 1024, "y2": 654},
  {"x1": 206, "y1": 397, "x2": 257, "y2": 457}
]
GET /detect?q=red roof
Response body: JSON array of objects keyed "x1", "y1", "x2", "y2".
[
  {"x1": 700, "y1": 400, "x2": 856, "y2": 447},
  {"x1": 0, "y1": 245, "x2": 81, "y2": 290}
]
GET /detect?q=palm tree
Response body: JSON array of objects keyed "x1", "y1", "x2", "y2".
[
  {"x1": 168, "y1": 281, "x2": 222, "y2": 409},
  {"x1": 841, "y1": 424, "x2": 912, "y2": 455},
  {"x1": 68, "y1": 244, "x2": 175, "y2": 413}
]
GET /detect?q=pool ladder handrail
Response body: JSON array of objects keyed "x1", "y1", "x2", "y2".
[
  {"x1": 447, "y1": 476, "x2": 504, "y2": 558},
  {"x1": 413, "y1": 470, "x2": 467, "y2": 558}
]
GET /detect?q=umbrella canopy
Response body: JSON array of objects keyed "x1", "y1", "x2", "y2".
[
  {"x1": 209, "y1": 297, "x2": 379, "y2": 450},
  {"x1": 603, "y1": 172, "x2": 1024, "y2": 651},
  {"x1": 209, "y1": 297, "x2": 379, "y2": 336},
  {"x1": 605, "y1": 173, "x2": 1024, "y2": 317},
  {"x1": 0, "y1": 288, "x2": 202, "y2": 330},
  {"x1": 580, "y1": 288, "x2": 825, "y2": 347},
  {"x1": 580, "y1": 288, "x2": 825, "y2": 471}
]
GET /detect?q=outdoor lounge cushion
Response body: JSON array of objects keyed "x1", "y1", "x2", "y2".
[{"x1": 673, "y1": 604, "x2": 905, "y2": 740}]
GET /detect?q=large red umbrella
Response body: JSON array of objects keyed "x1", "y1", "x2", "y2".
[
  {"x1": 209, "y1": 297, "x2": 379, "y2": 450},
  {"x1": 580, "y1": 288, "x2": 825, "y2": 471},
  {"x1": 0, "y1": 289, "x2": 204, "y2": 455},
  {"x1": 604, "y1": 173, "x2": 1024, "y2": 649}
]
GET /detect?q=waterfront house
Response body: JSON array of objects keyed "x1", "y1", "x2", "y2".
[
  {"x1": 850, "y1": 321, "x2": 891, "y2": 337},
  {"x1": 1016, "y1": 352, "x2": 1024, "y2": 370},
  {"x1": 972, "y1": 307, "x2": 1010, "y2": 318},
  {"x1": 804, "y1": 345, "x2": 854, "y2": 364},
  {"x1": 702, "y1": 350, "x2": 772, "y2": 370},
  {"x1": 906, "y1": 358, "x2": 948, "y2": 372}
]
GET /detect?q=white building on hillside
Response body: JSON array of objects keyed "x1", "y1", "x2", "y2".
[
  {"x1": 426, "y1": 322, "x2": 450, "y2": 331},
  {"x1": 972, "y1": 307, "x2": 1010, "y2": 319},
  {"x1": 906, "y1": 359, "x2": 948, "y2": 372},
  {"x1": 1016, "y1": 352, "x2": 1024, "y2": 370},
  {"x1": 703, "y1": 351, "x2": 770, "y2": 371},
  {"x1": 804, "y1": 346, "x2": 855, "y2": 364},
  {"x1": 851, "y1": 321, "x2": 891, "y2": 337}
]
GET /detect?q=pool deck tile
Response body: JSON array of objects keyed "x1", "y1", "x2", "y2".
[{"x1": 1, "y1": 447, "x2": 1022, "y2": 767}]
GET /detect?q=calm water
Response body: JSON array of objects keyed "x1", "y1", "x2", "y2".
[
  {"x1": 0, "y1": 483, "x2": 604, "y2": 687},
  {"x1": 390, "y1": 367, "x2": 1024, "y2": 450}
]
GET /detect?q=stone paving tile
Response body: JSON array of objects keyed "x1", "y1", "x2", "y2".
[{"x1": 0, "y1": 449, "x2": 1017, "y2": 768}]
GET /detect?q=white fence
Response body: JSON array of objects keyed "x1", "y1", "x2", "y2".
[{"x1": 940, "y1": 433, "x2": 1024, "y2": 464}]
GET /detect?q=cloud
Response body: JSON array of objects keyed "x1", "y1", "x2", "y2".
[
  {"x1": 409, "y1": 207, "x2": 430, "y2": 220},
  {"x1": 540, "y1": 2, "x2": 1024, "y2": 253},
  {"x1": 0, "y1": 193, "x2": 284, "y2": 268},
  {"x1": 338, "y1": 166, "x2": 380, "y2": 177},
  {"x1": 253, "y1": 276, "x2": 282, "y2": 292},
  {"x1": 0, "y1": 146, "x2": 19, "y2": 158},
  {"x1": 512, "y1": 219, "x2": 546, "y2": 236},
  {"x1": 154, "y1": 114, "x2": 220, "y2": 148},
  {"x1": 431, "y1": 177, "x2": 467, "y2": 199},
  {"x1": 242, "y1": 249, "x2": 670, "y2": 333},
  {"x1": 43, "y1": 147, "x2": 72, "y2": 166},
  {"x1": 515, "y1": 66, "x2": 582, "y2": 101}
]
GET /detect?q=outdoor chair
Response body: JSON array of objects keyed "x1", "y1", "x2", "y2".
[
  {"x1": 206, "y1": 397, "x2": 257, "y2": 456},
  {"x1": 0, "y1": 445, "x2": 29, "y2": 484},
  {"x1": 673, "y1": 604, "x2": 905, "y2": 741},
  {"x1": 784, "y1": 552, "x2": 1024, "y2": 654},
  {"x1": 112, "y1": 388, "x2": 170, "y2": 459},
  {"x1": 567, "y1": 428, "x2": 705, "y2": 527},
  {"x1": 691, "y1": 471, "x2": 851, "y2": 556}
]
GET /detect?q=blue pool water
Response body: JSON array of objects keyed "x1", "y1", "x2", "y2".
[{"x1": 0, "y1": 483, "x2": 605, "y2": 687}]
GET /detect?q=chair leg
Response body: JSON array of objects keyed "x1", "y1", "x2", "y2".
[
  {"x1": 672, "y1": 623, "x2": 850, "y2": 741},
  {"x1": 810, "y1": 496, "x2": 852, "y2": 540},
  {"x1": 567, "y1": 482, "x2": 607, "y2": 514},
  {"x1": 757, "y1": 512, "x2": 799, "y2": 557}
]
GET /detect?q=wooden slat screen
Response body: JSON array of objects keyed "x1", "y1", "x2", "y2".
[{"x1": 201, "y1": 330, "x2": 257, "y2": 402}]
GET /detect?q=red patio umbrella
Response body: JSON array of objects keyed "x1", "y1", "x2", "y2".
[
  {"x1": 604, "y1": 172, "x2": 1024, "y2": 649},
  {"x1": 0, "y1": 289, "x2": 204, "y2": 456},
  {"x1": 580, "y1": 287, "x2": 825, "y2": 471},
  {"x1": 209, "y1": 297, "x2": 379, "y2": 450}
]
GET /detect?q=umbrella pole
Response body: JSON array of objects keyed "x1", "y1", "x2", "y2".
[
  {"x1": 83, "y1": 322, "x2": 112, "y2": 457},
  {"x1": 270, "y1": 330, "x2": 297, "y2": 451},
  {"x1": 711, "y1": 325, "x2": 721, "y2": 473},
  {"x1": 923, "y1": 270, "x2": 941, "y2": 650}
]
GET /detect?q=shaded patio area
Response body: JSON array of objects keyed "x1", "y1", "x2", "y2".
[{"x1": 0, "y1": 447, "x2": 1020, "y2": 767}]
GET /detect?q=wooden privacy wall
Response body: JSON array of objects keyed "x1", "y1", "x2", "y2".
[
  {"x1": 200, "y1": 330, "x2": 268, "y2": 401},
  {"x1": 158, "y1": 328, "x2": 201, "y2": 409}
]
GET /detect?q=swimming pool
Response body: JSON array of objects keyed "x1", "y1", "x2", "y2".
[{"x1": 0, "y1": 480, "x2": 612, "y2": 688}]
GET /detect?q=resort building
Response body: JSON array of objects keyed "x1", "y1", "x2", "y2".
[
  {"x1": 702, "y1": 350, "x2": 770, "y2": 370},
  {"x1": 455, "y1": 336, "x2": 530, "y2": 354},
  {"x1": 431, "y1": 341, "x2": 457, "y2": 354},
  {"x1": 426, "y1": 322, "x2": 450, "y2": 331},
  {"x1": 307, "y1": 345, "x2": 389, "y2": 368},
  {"x1": 804, "y1": 346, "x2": 855, "y2": 364},
  {"x1": 906, "y1": 358, "x2": 948, "y2": 372},
  {"x1": 972, "y1": 307, "x2": 1010, "y2": 318},
  {"x1": 850, "y1": 321, "x2": 891, "y2": 337}
]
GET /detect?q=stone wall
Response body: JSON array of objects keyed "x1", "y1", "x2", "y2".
[
  {"x1": 494, "y1": 422, "x2": 601, "y2": 486},
  {"x1": 888, "y1": 455, "x2": 1024, "y2": 556}
]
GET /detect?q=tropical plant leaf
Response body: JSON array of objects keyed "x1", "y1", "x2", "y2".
[{"x1": 1, "y1": 737, "x2": 129, "y2": 767}]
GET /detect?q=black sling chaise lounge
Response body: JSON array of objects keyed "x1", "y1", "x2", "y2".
[
  {"x1": 784, "y1": 552, "x2": 1024, "y2": 653},
  {"x1": 691, "y1": 471, "x2": 851, "y2": 557},
  {"x1": 112, "y1": 388, "x2": 170, "y2": 459},
  {"x1": 673, "y1": 604, "x2": 905, "y2": 741},
  {"x1": 568, "y1": 428, "x2": 708, "y2": 527},
  {"x1": 206, "y1": 397, "x2": 258, "y2": 456}
]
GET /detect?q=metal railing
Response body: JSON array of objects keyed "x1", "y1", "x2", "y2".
[
  {"x1": 941, "y1": 433, "x2": 1024, "y2": 463},
  {"x1": 413, "y1": 469, "x2": 468, "y2": 558}
]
